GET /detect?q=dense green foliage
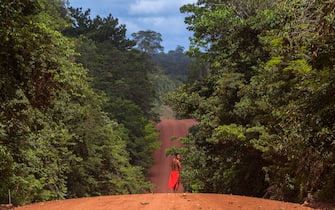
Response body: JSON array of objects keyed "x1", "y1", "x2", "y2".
[
  {"x1": 4, "y1": 0, "x2": 334, "y2": 206},
  {"x1": 0, "y1": 0, "x2": 158, "y2": 205},
  {"x1": 63, "y1": 8, "x2": 161, "y2": 170},
  {"x1": 131, "y1": 30, "x2": 164, "y2": 55},
  {"x1": 164, "y1": 0, "x2": 335, "y2": 203},
  {"x1": 153, "y1": 46, "x2": 192, "y2": 84}
]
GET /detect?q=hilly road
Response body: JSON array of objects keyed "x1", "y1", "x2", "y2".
[
  {"x1": 13, "y1": 119, "x2": 317, "y2": 210},
  {"x1": 148, "y1": 118, "x2": 197, "y2": 193}
]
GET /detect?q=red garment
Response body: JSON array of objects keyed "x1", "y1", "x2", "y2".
[{"x1": 168, "y1": 170, "x2": 180, "y2": 190}]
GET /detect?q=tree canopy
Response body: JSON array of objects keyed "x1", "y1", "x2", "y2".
[
  {"x1": 131, "y1": 30, "x2": 164, "y2": 55},
  {"x1": 164, "y1": 0, "x2": 335, "y2": 203},
  {"x1": 63, "y1": 8, "x2": 161, "y2": 170},
  {"x1": 0, "y1": 0, "x2": 157, "y2": 205}
]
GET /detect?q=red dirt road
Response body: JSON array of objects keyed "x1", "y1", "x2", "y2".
[
  {"x1": 14, "y1": 119, "x2": 316, "y2": 210},
  {"x1": 148, "y1": 118, "x2": 197, "y2": 193}
]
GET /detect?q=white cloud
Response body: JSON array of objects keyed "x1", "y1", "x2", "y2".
[
  {"x1": 69, "y1": 0, "x2": 197, "y2": 51},
  {"x1": 131, "y1": 16, "x2": 186, "y2": 32},
  {"x1": 137, "y1": 17, "x2": 165, "y2": 27},
  {"x1": 181, "y1": 0, "x2": 198, "y2": 4},
  {"x1": 129, "y1": 0, "x2": 170, "y2": 15},
  {"x1": 129, "y1": 0, "x2": 196, "y2": 15}
]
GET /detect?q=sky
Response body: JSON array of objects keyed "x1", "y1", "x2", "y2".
[{"x1": 68, "y1": 0, "x2": 197, "y2": 52}]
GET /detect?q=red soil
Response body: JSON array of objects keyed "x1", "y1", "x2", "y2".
[{"x1": 11, "y1": 119, "x2": 322, "y2": 210}]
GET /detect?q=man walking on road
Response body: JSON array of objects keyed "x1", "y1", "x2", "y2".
[{"x1": 168, "y1": 153, "x2": 182, "y2": 192}]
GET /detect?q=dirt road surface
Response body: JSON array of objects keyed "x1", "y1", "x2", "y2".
[
  {"x1": 13, "y1": 119, "x2": 317, "y2": 210},
  {"x1": 148, "y1": 118, "x2": 197, "y2": 193}
]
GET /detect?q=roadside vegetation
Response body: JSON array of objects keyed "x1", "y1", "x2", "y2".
[
  {"x1": 1, "y1": 0, "x2": 334, "y2": 206},
  {"x1": 164, "y1": 0, "x2": 335, "y2": 204},
  {"x1": 0, "y1": 0, "x2": 189, "y2": 205}
]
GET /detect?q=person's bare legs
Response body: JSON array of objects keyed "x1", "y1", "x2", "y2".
[{"x1": 173, "y1": 178, "x2": 180, "y2": 192}]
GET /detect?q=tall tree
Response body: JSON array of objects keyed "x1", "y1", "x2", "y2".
[
  {"x1": 131, "y1": 30, "x2": 164, "y2": 55},
  {"x1": 63, "y1": 7, "x2": 135, "y2": 50},
  {"x1": 165, "y1": 0, "x2": 335, "y2": 203},
  {"x1": 63, "y1": 9, "x2": 160, "y2": 171},
  {"x1": 0, "y1": 0, "x2": 152, "y2": 205}
]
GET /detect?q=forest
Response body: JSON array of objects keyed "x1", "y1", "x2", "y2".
[
  {"x1": 164, "y1": 0, "x2": 335, "y2": 204},
  {"x1": 1, "y1": 0, "x2": 335, "y2": 206},
  {"x1": 0, "y1": 0, "x2": 189, "y2": 205}
]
